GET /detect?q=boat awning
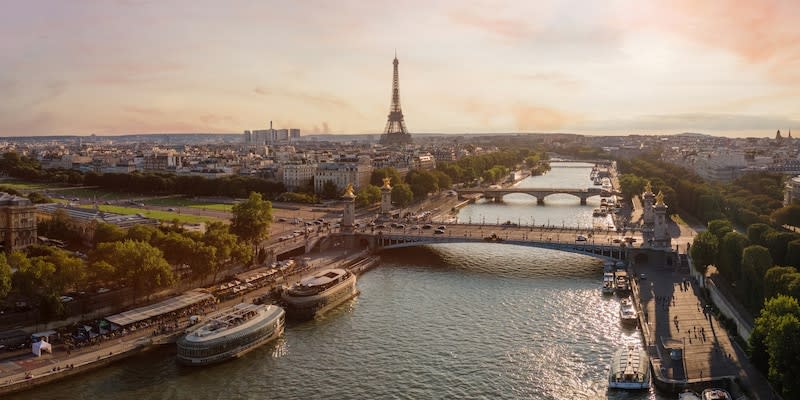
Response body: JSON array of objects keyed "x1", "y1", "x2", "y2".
[{"x1": 105, "y1": 290, "x2": 213, "y2": 327}]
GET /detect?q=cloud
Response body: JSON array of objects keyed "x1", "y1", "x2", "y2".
[
  {"x1": 585, "y1": 112, "x2": 800, "y2": 132},
  {"x1": 515, "y1": 72, "x2": 584, "y2": 89},
  {"x1": 647, "y1": 0, "x2": 800, "y2": 83},
  {"x1": 448, "y1": 9, "x2": 534, "y2": 41},
  {"x1": 512, "y1": 104, "x2": 580, "y2": 131},
  {"x1": 253, "y1": 86, "x2": 354, "y2": 111}
]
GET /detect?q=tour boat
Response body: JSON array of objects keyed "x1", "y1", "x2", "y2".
[
  {"x1": 701, "y1": 389, "x2": 732, "y2": 400},
  {"x1": 619, "y1": 297, "x2": 638, "y2": 326},
  {"x1": 602, "y1": 272, "x2": 615, "y2": 295},
  {"x1": 614, "y1": 271, "x2": 631, "y2": 295},
  {"x1": 608, "y1": 345, "x2": 651, "y2": 390},
  {"x1": 177, "y1": 303, "x2": 285, "y2": 366},
  {"x1": 282, "y1": 268, "x2": 358, "y2": 320}
]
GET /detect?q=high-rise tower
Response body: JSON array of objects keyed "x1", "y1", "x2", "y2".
[{"x1": 380, "y1": 54, "x2": 412, "y2": 145}]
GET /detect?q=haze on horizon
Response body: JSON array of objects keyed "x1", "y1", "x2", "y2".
[{"x1": 1, "y1": 0, "x2": 799, "y2": 138}]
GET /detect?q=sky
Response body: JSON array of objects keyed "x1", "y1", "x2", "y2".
[{"x1": 1, "y1": 0, "x2": 799, "y2": 137}]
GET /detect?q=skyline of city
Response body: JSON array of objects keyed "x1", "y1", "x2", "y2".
[{"x1": 1, "y1": 1, "x2": 799, "y2": 137}]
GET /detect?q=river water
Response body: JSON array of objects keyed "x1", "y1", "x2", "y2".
[
  {"x1": 457, "y1": 162, "x2": 615, "y2": 230},
  {"x1": 11, "y1": 163, "x2": 663, "y2": 400}
]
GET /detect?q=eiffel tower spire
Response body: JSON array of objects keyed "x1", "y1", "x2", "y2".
[{"x1": 380, "y1": 54, "x2": 412, "y2": 145}]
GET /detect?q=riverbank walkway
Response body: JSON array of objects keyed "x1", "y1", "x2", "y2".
[
  {"x1": 0, "y1": 250, "x2": 372, "y2": 396},
  {"x1": 632, "y1": 258, "x2": 776, "y2": 399}
]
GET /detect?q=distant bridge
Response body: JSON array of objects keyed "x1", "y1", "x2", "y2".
[
  {"x1": 457, "y1": 187, "x2": 609, "y2": 205},
  {"x1": 549, "y1": 159, "x2": 613, "y2": 167}
]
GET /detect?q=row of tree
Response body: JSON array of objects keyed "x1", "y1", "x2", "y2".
[
  {"x1": 617, "y1": 154, "x2": 784, "y2": 225},
  {"x1": 436, "y1": 148, "x2": 549, "y2": 186},
  {"x1": 690, "y1": 219, "x2": 800, "y2": 398},
  {"x1": 0, "y1": 152, "x2": 288, "y2": 200}
]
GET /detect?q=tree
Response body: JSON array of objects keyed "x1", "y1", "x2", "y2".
[
  {"x1": 772, "y1": 204, "x2": 800, "y2": 227},
  {"x1": 320, "y1": 180, "x2": 340, "y2": 199},
  {"x1": 0, "y1": 253, "x2": 11, "y2": 299},
  {"x1": 707, "y1": 219, "x2": 733, "y2": 242},
  {"x1": 787, "y1": 239, "x2": 800, "y2": 269},
  {"x1": 231, "y1": 192, "x2": 272, "y2": 254},
  {"x1": 764, "y1": 266, "x2": 800, "y2": 301},
  {"x1": 92, "y1": 240, "x2": 175, "y2": 301},
  {"x1": 370, "y1": 167, "x2": 402, "y2": 187},
  {"x1": 690, "y1": 231, "x2": 719, "y2": 274},
  {"x1": 93, "y1": 222, "x2": 126, "y2": 244},
  {"x1": 747, "y1": 223, "x2": 773, "y2": 247},
  {"x1": 391, "y1": 183, "x2": 413, "y2": 207},
  {"x1": 356, "y1": 185, "x2": 381, "y2": 208},
  {"x1": 718, "y1": 232, "x2": 749, "y2": 283},
  {"x1": 406, "y1": 170, "x2": 439, "y2": 200},
  {"x1": 740, "y1": 245, "x2": 774, "y2": 310},
  {"x1": 751, "y1": 295, "x2": 800, "y2": 398},
  {"x1": 126, "y1": 224, "x2": 163, "y2": 243}
]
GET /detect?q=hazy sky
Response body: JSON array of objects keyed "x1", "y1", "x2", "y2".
[{"x1": 2, "y1": 0, "x2": 799, "y2": 137}]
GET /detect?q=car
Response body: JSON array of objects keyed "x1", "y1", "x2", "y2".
[
  {"x1": 167, "y1": 208, "x2": 176, "y2": 211},
  {"x1": 376, "y1": 224, "x2": 386, "y2": 229},
  {"x1": 612, "y1": 238, "x2": 622, "y2": 244},
  {"x1": 576, "y1": 235, "x2": 587, "y2": 242},
  {"x1": 410, "y1": 225, "x2": 419, "y2": 230},
  {"x1": 59, "y1": 295, "x2": 74, "y2": 303},
  {"x1": 434, "y1": 229, "x2": 445, "y2": 234},
  {"x1": 422, "y1": 224, "x2": 433, "y2": 230},
  {"x1": 639, "y1": 273, "x2": 647, "y2": 280},
  {"x1": 390, "y1": 222, "x2": 398, "y2": 228},
  {"x1": 437, "y1": 225, "x2": 446, "y2": 230},
  {"x1": 97, "y1": 288, "x2": 111, "y2": 294}
]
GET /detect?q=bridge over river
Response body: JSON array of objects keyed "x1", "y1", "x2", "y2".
[
  {"x1": 457, "y1": 187, "x2": 613, "y2": 205},
  {"x1": 327, "y1": 223, "x2": 677, "y2": 267}
]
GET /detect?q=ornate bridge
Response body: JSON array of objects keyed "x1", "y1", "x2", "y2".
[
  {"x1": 370, "y1": 232, "x2": 629, "y2": 261},
  {"x1": 457, "y1": 187, "x2": 607, "y2": 205}
]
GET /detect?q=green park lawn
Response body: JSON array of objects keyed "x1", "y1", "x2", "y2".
[
  {"x1": 81, "y1": 204, "x2": 222, "y2": 225},
  {"x1": 144, "y1": 197, "x2": 235, "y2": 211},
  {"x1": 0, "y1": 180, "x2": 55, "y2": 191}
]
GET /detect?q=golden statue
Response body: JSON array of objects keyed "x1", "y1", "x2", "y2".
[
  {"x1": 655, "y1": 190, "x2": 665, "y2": 206},
  {"x1": 644, "y1": 181, "x2": 652, "y2": 194},
  {"x1": 343, "y1": 183, "x2": 355, "y2": 198},
  {"x1": 382, "y1": 176, "x2": 392, "y2": 189}
]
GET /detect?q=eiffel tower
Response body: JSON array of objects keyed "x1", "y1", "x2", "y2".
[{"x1": 380, "y1": 54, "x2": 412, "y2": 145}]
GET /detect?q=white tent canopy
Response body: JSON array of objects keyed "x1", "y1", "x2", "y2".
[{"x1": 32, "y1": 340, "x2": 52, "y2": 357}]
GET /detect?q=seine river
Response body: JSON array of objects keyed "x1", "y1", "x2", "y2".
[
  {"x1": 457, "y1": 162, "x2": 615, "y2": 230},
  {"x1": 11, "y1": 163, "x2": 664, "y2": 399}
]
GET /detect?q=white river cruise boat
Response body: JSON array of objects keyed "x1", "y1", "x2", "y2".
[
  {"x1": 608, "y1": 345, "x2": 651, "y2": 390},
  {"x1": 602, "y1": 272, "x2": 615, "y2": 295},
  {"x1": 282, "y1": 268, "x2": 358, "y2": 320},
  {"x1": 619, "y1": 297, "x2": 638, "y2": 327},
  {"x1": 177, "y1": 303, "x2": 285, "y2": 366}
]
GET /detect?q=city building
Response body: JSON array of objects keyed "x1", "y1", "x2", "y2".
[
  {"x1": 282, "y1": 161, "x2": 317, "y2": 191},
  {"x1": 784, "y1": 175, "x2": 800, "y2": 206},
  {"x1": 313, "y1": 157, "x2": 372, "y2": 194},
  {"x1": 0, "y1": 193, "x2": 37, "y2": 251}
]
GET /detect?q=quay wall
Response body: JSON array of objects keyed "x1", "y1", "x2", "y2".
[
  {"x1": 688, "y1": 257, "x2": 754, "y2": 341},
  {"x1": 0, "y1": 340, "x2": 153, "y2": 396}
]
